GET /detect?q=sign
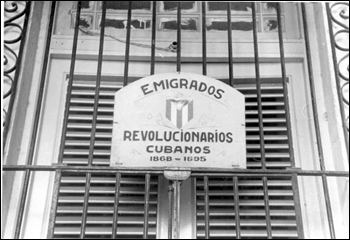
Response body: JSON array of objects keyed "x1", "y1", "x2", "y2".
[{"x1": 111, "y1": 72, "x2": 246, "y2": 169}]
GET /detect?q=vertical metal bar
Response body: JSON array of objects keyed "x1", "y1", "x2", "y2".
[
  {"x1": 81, "y1": 2, "x2": 107, "y2": 238},
  {"x1": 14, "y1": 2, "x2": 56, "y2": 238},
  {"x1": 124, "y1": 1, "x2": 132, "y2": 86},
  {"x1": 112, "y1": 173, "x2": 121, "y2": 239},
  {"x1": 47, "y1": 170, "x2": 62, "y2": 239},
  {"x1": 326, "y1": 3, "x2": 349, "y2": 158},
  {"x1": 57, "y1": 1, "x2": 82, "y2": 164},
  {"x1": 262, "y1": 177, "x2": 272, "y2": 238},
  {"x1": 87, "y1": 0, "x2": 107, "y2": 166},
  {"x1": 322, "y1": 174, "x2": 336, "y2": 238},
  {"x1": 303, "y1": 4, "x2": 336, "y2": 238},
  {"x1": 168, "y1": 181, "x2": 174, "y2": 239},
  {"x1": 276, "y1": 3, "x2": 296, "y2": 167},
  {"x1": 301, "y1": 3, "x2": 329, "y2": 171},
  {"x1": 277, "y1": 4, "x2": 307, "y2": 238},
  {"x1": 227, "y1": 2, "x2": 234, "y2": 87},
  {"x1": 233, "y1": 177, "x2": 241, "y2": 239},
  {"x1": 3, "y1": 1, "x2": 32, "y2": 147},
  {"x1": 80, "y1": 173, "x2": 91, "y2": 239},
  {"x1": 194, "y1": 178, "x2": 198, "y2": 238},
  {"x1": 14, "y1": 170, "x2": 31, "y2": 239},
  {"x1": 150, "y1": 1, "x2": 157, "y2": 75},
  {"x1": 252, "y1": 4, "x2": 272, "y2": 237},
  {"x1": 291, "y1": 174, "x2": 305, "y2": 238},
  {"x1": 176, "y1": 2, "x2": 181, "y2": 72},
  {"x1": 172, "y1": 180, "x2": 181, "y2": 239},
  {"x1": 252, "y1": 2, "x2": 267, "y2": 170},
  {"x1": 201, "y1": 2, "x2": 207, "y2": 76},
  {"x1": 204, "y1": 176, "x2": 210, "y2": 239},
  {"x1": 143, "y1": 174, "x2": 151, "y2": 239},
  {"x1": 23, "y1": 1, "x2": 56, "y2": 166}
]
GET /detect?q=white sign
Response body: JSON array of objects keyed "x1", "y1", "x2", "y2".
[{"x1": 111, "y1": 72, "x2": 246, "y2": 169}]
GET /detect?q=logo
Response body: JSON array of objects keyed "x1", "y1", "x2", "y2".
[{"x1": 166, "y1": 99, "x2": 193, "y2": 129}]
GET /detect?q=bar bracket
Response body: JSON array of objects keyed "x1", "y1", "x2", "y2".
[{"x1": 164, "y1": 170, "x2": 191, "y2": 181}]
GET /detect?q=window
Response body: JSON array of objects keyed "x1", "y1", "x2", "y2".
[
  {"x1": 55, "y1": 1, "x2": 299, "y2": 39},
  {"x1": 50, "y1": 74, "x2": 299, "y2": 238},
  {"x1": 2, "y1": 2, "x2": 349, "y2": 239}
]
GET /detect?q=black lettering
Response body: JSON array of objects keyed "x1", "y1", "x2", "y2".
[
  {"x1": 146, "y1": 145, "x2": 154, "y2": 153},
  {"x1": 198, "y1": 82, "x2": 207, "y2": 92},
  {"x1": 208, "y1": 132, "x2": 215, "y2": 142},
  {"x1": 132, "y1": 131, "x2": 139, "y2": 141},
  {"x1": 165, "y1": 79, "x2": 170, "y2": 89},
  {"x1": 170, "y1": 78, "x2": 179, "y2": 88},
  {"x1": 180, "y1": 78, "x2": 189, "y2": 89},
  {"x1": 153, "y1": 80, "x2": 165, "y2": 91},
  {"x1": 155, "y1": 145, "x2": 163, "y2": 153},
  {"x1": 189, "y1": 80, "x2": 198, "y2": 90},
  {"x1": 155, "y1": 132, "x2": 163, "y2": 141},
  {"x1": 164, "y1": 131, "x2": 172, "y2": 141},
  {"x1": 174, "y1": 146, "x2": 183, "y2": 153},
  {"x1": 141, "y1": 131, "x2": 148, "y2": 141},
  {"x1": 141, "y1": 84, "x2": 153, "y2": 95},
  {"x1": 124, "y1": 131, "x2": 132, "y2": 141},
  {"x1": 194, "y1": 147, "x2": 202, "y2": 153},
  {"x1": 200, "y1": 132, "x2": 207, "y2": 142},
  {"x1": 184, "y1": 132, "x2": 191, "y2": 142},
  {"x1": 214, "y1": 89, "x2": 225, "y2": 99},
  {"x1": 173, "y1": 132, "x2": 180, "y2": 142},
  {"x1": 164, "y1": 146, "x2": 173, "y2": 153},
  {"x1": 184, "y1": 146, "x2": 193, "y2": 153},
  {"x1": 149, "y1": 131, "x2": 155, "y2": 141},
  {"x1": 226, "y1": 132, "x2": 233, "y2": 143},
  {"x1": 219, "y1": 133, "x2": 226, "y2": 142},
  {"x1": 208, "y1": 86, "x2": 216, "y2": 95},
  {"x1": 203, "y1": 146, "x2": 211, "y2": 154},
  {"x1": 192, "y1": 132, "x2": 200, "y2": 142}
]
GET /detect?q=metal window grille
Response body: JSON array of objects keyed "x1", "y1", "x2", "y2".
[{"x1": 3, "y1": 1, "x2": 349, "y2": 239}]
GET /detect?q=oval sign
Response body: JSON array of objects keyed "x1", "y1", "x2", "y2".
[{"x1": 111, "y1": 72, "x2": 246, "y2": 169}]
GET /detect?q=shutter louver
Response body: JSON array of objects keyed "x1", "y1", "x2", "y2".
[
  {"x1": 196, "y1": 79, "x2": 299, "y2": 239},
  {"x1": 53, "y1": 75, "x2": 158, "y2": 239}
]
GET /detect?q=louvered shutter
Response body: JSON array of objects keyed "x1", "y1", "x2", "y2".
[
  {"x1": 53, "y1": 75, "x2": 298, "y2": 239},
  {"x1": 53, "y1": 75, "x2": 158, "y2": 239},
  {"x1": 196, "y1": 79, "x2": 299, "y2": 239}
]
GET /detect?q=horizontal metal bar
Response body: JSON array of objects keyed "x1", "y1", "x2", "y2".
[
  {"x1": 51, "y1": 54, "x2": 304, "y2": 64},
  {"x1": 2, "y1": 165, "x2": 349, "y2": 177}
]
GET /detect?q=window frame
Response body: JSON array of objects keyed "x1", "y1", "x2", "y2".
[{"x1": 2, "y1": 3, "x2": 345, "y2": 240}]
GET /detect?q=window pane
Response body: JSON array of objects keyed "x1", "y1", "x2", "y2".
[
  {"x1": 159, "y1": 1, "x2": 198, "y2": 13},
  {"x1": 159, "y1": 18, "x2": 198, "y2": 31}
]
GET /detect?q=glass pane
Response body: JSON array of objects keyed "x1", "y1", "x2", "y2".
[
  {"x1": 102, "y1": 1, "x2": 151, "y2": 11},
  {"x1": 73, "y1": 1, "x2": 95, "y2": 10},
  {"x1": 158, "y1": 17, "x2": 198, "y2": 31},
  {"x1": 262, "y1": 2, "x2": 283, "y2": 14},
  {"x1": 71, "y1": 13, "x2": 94, "y2": 29},
  {"x1": 263, "y1": 17, "x2": 284, "y2": 32},
  {"x1": 207, "y1": 2, "x2": 253, "y2": 14},
  {"x1": 159, "y1": 1, "x2": 198, "y2": 13},
  {"x1": 97, "y1": 15, "x2": 151, "y2": 30},
  {"x1": 206, "y1": 18, "x2": 260, "y2": 32}
]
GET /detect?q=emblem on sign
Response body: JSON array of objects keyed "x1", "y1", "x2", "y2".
[{"x1": 166, "y1": 99, "x2": 193, "y2": 129}]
